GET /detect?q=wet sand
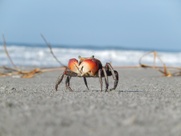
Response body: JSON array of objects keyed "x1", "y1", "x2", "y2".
[{"x1": 0, "y1": 68, "x2": 181, "y2": 136}]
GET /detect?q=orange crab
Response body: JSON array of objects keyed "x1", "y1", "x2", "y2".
[{"x1": 55, "y1": 55, "x2": 119, "y2": 91}]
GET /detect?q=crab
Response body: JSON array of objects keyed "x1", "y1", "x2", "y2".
[{"x1": 55, "y1": 55, "x2": 119, "y2": 91}]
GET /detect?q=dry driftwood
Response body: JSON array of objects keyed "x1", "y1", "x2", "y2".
[
  {"x1": 0, "y1": 34, "x2": 64, "y2": 78},
  {"x1": 139, "y1": 51, "x2": 181, "y2": 77}
]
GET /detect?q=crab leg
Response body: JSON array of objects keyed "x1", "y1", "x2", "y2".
[
  {"x1": 65, "y1": 76, "x2": 73, "y2": 91},
  {"x1": 114, "y1": 71, "x2": 119, "y2": 89},
  {"x1": 110, "y1": 70, "x2": 119, "y2": 91},
  {"x1": 106, "y1": 63, "x2": 119, "y2": 91},
  {"x1": 106, "y1": 63, "x2": 116, "y2": 79},
  {"x1": 102, "y1": 67, "x2": 109, "y2": 91},
  {"x1": 65, "y1": 76, "x2": 69, "y2": 86},
  {"x1": 55, "y1": 74, "x2": 65, "y2": 91},
  {"x1": 83, "y1": 77, "x2": 89, "y2": 90},
  {"x1": 98, "y1": 69, "x2": 103, "y2": 91},
  {"x1": 65, "y1": 71, "x2": 89, "y2": 90}
]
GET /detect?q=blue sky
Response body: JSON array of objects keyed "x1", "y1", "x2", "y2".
[{"x1": 0, "y1": 0, "x2": 181, "y2": 50}]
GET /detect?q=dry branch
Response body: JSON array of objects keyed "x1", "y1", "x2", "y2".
[
  {"x1": 139, "y1": 51, "x2": 180, "y2": 77},
  {"x1": 2, "y1": 34, "x2": 19, "y2": 69},
  {"x1": 0, "y1": 35, "x2": 64, "y2": 78},
  {"x1": 41, "y1": 34, "x2": 65, "y2": 67}
]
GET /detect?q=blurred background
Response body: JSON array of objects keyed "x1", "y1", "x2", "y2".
[{"x1": 0, "y1": 0, "x2": 181, "y2": 67}]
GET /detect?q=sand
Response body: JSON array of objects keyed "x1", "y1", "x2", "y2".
[{"x1": 0, "y1": 68, "x2": 181, "y2": 136}]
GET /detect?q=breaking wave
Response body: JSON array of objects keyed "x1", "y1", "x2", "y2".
[{"x1": 0, "y1": 44, "x2": 181, "y2": 67}]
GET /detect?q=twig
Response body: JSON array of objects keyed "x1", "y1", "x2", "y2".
[
  {"x1": 2, "y1": 66, "x2": 20, "y2": 72},
  {"x1": 139, "y1": 51, "x2": 172, "y2": 77},
  {"x1": 41, "y1": 34, "x2": 65, "y2": 67},
  {"x1": 2, "y1": 34, "x2": 18, "y2": 69}
]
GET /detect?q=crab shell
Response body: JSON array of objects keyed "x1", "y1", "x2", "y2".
[{"x1": 68, "y1": 57, "x2": 102, "y2": 76}]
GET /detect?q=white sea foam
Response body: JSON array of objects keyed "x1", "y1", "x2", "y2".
[{"x1": 0, "y1": 45, "x2": 181, "y2": 67}]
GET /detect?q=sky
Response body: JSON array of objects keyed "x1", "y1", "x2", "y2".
[{"x1": 0, "y1": 0, "x2": 181, "y2": 51}]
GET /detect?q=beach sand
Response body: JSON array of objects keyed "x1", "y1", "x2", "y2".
[{"x1": 0, "y1": 68, "x2": 181, "y2": 136}]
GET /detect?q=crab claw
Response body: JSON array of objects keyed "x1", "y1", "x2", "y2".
[
  {"x1": 79, "y1": 58, "x2": 102, "y2": 76},
  {"x1": 68, "y1": 58, "x2": 80, "y2": 74}
]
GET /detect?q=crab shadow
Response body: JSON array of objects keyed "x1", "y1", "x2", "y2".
[
  {"x1": 118, "y1": 90, "x2": 144, "y2": 93},
  {"x1": 82, "y1": 89, "x2": 144, "y2": 93}
]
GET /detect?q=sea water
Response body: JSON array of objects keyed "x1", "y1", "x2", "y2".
[{"x1": 0, "y1": 44, "x2": 181, "y2": 67}]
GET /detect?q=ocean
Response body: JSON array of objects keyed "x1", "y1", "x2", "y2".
[{"x1": 0, "y1": 44, "x2": 181, "y2": 67}]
